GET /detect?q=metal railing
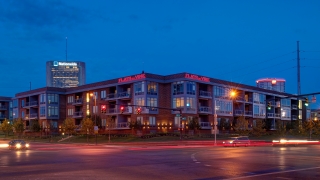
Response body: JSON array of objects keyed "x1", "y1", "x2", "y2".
[
  {"x1": 25, "y1": 101, "x2": 38, "y2": 107},
  {"x1": 118, "y1": 92, "x2": 131, "y2": 98},
  {"x1": 0, "y1": 106, "x2": 7, "y2": 110},
  {"x1": 234, "y1": 110, "x2": 243, "y2": 115},
  {"x1": 73, "y1": 99, "x2": 83, "y2": 104},
  {"x1": 198, "y1": 106, "x2": 212, "y2": 113},
  {"x1": 267, "y1": 113, "x2": 274, "y2": 117},
  {"x1": 199, "y1": 90, "x2": 212, "y2": 98},
  {"x1": 73, "y1": 111, "x2": 83, "y2": 117},
  {"x1": 245, "y1": 111, "x2": 252, "y2": 116},
  {"x1": 200, "y1": 122, "x2": 211, "y2": 129}
]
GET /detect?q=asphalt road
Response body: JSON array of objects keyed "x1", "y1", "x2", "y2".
[{"x1": 0, "y1": 140, "x2": 319, "y2": 180}]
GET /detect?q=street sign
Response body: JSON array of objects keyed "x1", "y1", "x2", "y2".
[
  {"x1": 181, "y1": 117, "x2": 186, "y2": 120},
  {"x1": 94, "y1": 126, "x2": 98, "y2": 134},
  {"x1": 176, "y1": 114, "x2": 180, "y2": 117}
]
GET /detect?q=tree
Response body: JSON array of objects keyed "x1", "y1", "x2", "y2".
[
  {"x1": 30, "y1": 119, "x2": 41, "y2": 132},
  {"x1": 251, "y1": 119, "x2": 266, "y2": 137},
  {"x1": 13, "y1": 118, "x2": 25, "y2": 138},
  {"x1": 234, "y1": 115, "x2": 250, "y2": 135},
  {"x1": 63, "y1": 118, "x2": 76, "y2": 136},
  {"x1": 219, "y1": 118, "x2": 230, "y2": 130},
  {"x1": 0, "y1": 119, "x2": 13, "y2": 137},
  {"x1": 106, "y1": 116, "x2": 115, "y2": 142},
  {"x1": 81, "y1": 117, "x2": 94, "y2": 142},
  {"x1": 275, "y1": 120, "x2": 286, "y2": 137}
]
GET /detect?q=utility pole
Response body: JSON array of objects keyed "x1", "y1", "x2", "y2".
[{"x1": 297, "y1": 41, "x2": 301, "y2": 95}]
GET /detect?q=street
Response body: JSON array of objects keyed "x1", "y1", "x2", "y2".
[{"x1": 0, "y1": 141, "x2": 320, "y2": 180}]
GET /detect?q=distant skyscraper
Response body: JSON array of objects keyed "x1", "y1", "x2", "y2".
[
  {"x1": 256, "y1": 78, "x2": 285, "y2": 92},
  {"x1": 46, "y1": 61, "x2": 86, "y2": 88}
]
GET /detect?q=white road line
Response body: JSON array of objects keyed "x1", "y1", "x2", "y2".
[
  {"x1": 275, "y1": 177, "x2": 292, "y2": 180},
  {"x1": 224, "y1": 166, "x2": 320, "y2": 180}
]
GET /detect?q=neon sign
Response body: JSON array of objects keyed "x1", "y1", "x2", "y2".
[
  {"x1": 185, "y1": 73, "x2": 210, "y2": 82},
  {"x1": 58, "y1": 62, "x2": 77, "y2": 66},
  {"x1": 118, "y1": 74, "x2": 146, "y2": 83}
]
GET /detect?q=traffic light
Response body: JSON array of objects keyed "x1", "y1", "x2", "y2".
[
  {"x1": 120, "y1": 106, "x2": 125, "y2": 114},
  {"x1": 305, "y1": 98, "x2": 309, "y2": 106},
  {"x1": 101, "y1": 105, "x2": 106, "y2": 113},
  {"x1": 136, "y1": 107, "x2": 141, "y2": 114},
  {"x1": 267, "y1": 101, "x2": 271, "y2": 110}
]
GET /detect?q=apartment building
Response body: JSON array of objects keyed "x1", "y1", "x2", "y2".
[
  {"x1": 12, "y1": 72, "x2": 308, "y2": 133},
  {"x1": 0, "y1": 96, "x2": 12, "y2": 123}
]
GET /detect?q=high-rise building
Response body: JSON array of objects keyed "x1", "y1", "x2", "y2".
[
  {"x1": 256, "y1": 78, "x2": 285, "y2": 92},
  {"x1": 46, "y1": 61, "x2": 86, "y2": 88}
]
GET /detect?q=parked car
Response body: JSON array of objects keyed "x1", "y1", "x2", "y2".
[
  {"x1": 223, "y1": 136, "x2": 250, "y2": 147},
  {"x1": 8, "y1": 140, "x2": 30, "y2": 150}
]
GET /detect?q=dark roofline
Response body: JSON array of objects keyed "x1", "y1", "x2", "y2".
[
  {"x1": 0, "y1": 96, "x2": 12, "y2": 101},
  {"x1": 15, "y1": 87, "x2": 66, "y2": 97}
]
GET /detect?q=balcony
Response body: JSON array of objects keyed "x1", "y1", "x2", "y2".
[
  {"x1": 244, "y1": 98, "x2": 253, "y2": 103},
  {"x1": 245, "y1": 111, "x2": 252, "y2": 116},
  {"x1": 267, "y1": 113, "x2": 274, "y2": 118},
  {"x1": 0, "y1": 106, "x2": 7, "y2": 110},
  {"x1": 0, "y1": 114, "x2": 6, "y2": 119},
  {"x1": 25, "y1": 113, "x2": 38, "y2": 120},
  {"x1": 198, "y1": 106, "x2": 212, "y2": 114},
  {"x1": 200, "y1": 122, "x2": 212, "y2": 129},
  {"x1": 23, "y1": 101, "x2": 38, "y2": 108},
  {"x1": 274, "y1": 113, "x2": 281, "y2": 118},
  {"x1": 235, "y1": 97, "x2": 245, "y2": 102},
  {"x1": 185, "y1": 107, "x2": 196, "y2": 114},
  {"x1": 234, "y1": 110, "x2": 243, "y2": 116},
  {"x1": 143, "y1": 107, "x2": 158, "y2": 114},
  {"x1": 117, "y1": 92, "x2": 131, "y2": 99},
  {"x1": 292, "y1": 115, "x2": 297, "y2": 120},
  {"x1": 72, "y1": 99, "x2": 83, "y2": 106},
  {"x1": 147, "y1": 90, "x2": 157, "y2": 95},
  {"x1": 116, "y1": 122, "x2": 130, "y2": 129},
  {"x1": 106, "y1": 108, "x2": 119, "y2": 114},
  {"x1": 73, "y1": 111, "x2": 83, "y2": 118},
  {"x1": 216, "y1": 110, "x2": 233, "y2": 116},
  {"x1": 199, "y1": 90, "x2": 212, "y2": 99},
  {"x1": 292, "y1": 105, "x2": 297, "y2": 109},
  {"x1": 253, "y1": 113, "x2": 265, "y2": 118}
]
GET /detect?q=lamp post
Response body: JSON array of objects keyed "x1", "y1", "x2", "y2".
[{"x1": 90, "y1": 93, "x2": 97, "y2": 145}]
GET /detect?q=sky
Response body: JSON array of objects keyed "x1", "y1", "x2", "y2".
[{"x1": 0, "y1": 0, "x2": 320, "y2": 107}]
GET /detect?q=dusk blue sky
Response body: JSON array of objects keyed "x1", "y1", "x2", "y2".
[{"x1": 1, "y1": 0, "x2": 320, "y2": 107}]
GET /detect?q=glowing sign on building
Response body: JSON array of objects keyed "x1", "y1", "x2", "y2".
[
  {"x1": 185, "y1": 73, "x2": 210, "y2": 82},
  {"x1": 58, "y1": 62, "x2": 77, "y2": 66},
  {"x1": 118, "y1": 74, "x2": 146, "y2": 83}
]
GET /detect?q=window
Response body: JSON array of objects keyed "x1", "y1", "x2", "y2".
[
  {"x1": 40, "y1": 107, "x2": 46, "y2": 117},
  {"x1": 137, "y1": 117, "x2": 143, "y2": 124},
  {"x1": 40, "y1": 94, "x2": 46, "y2": 104},
  {"x1": 22, "y1": 111, "x2": 25, "y2": 118},
  {"x1": 147, "y1": 82, "x2": 157, "y2": 95},
  {"x1": 101, "y1": 90, "x2": 106, "y2": 99},
  {"x1": 101, "y1": 119, "x2": 106, "y2": 127},
  {"x1": 253, "y1": 93, "x2": 266, "y2": 103},
  {"x1": 149, "y1": 116, "x2": 156, "y2": 126},
  {"x1": 173, "y1": 81, "x2": 184, "y2": 95},
  {"x1": 67, "y1": 109, "x2": 74, "y2": 116},
  {"x1": 21, "y1": 100, "x2": 25, "y2": 107},
  {"x1": 174, "y1": 117, "x2": 180, "y2": 127},
  {"x1": 216, "y1": 100, "x2": 232, "y2": 113},
  {"x1": 48, "y1": 106, "x2": 58, "y2": 117},
  {"x1": 93, "y1": 105, "x2": 98, "y2": 114},
  {"x1": 186, "y1": 97, "x2": 195, "y2": 108},
  {"x1": 299, "y1": 110, "x2": 302, "y2": 119},
  {"x1": 13, "y1": 99, "x2": 18, "y2": 108},
  {"x1": 135, "y1": 98, "x2": 145, "y2": 106},
  {"x1": 67, "y1": 96, "x2": 74, "y2": 103},
  {"x1": 281, "y1": 99, "x2": 291, "y2": 107},
  {"x1": 214, "y1": 86, "x2": 231, "y2": 98},
  {"x1": 298, "y1": 100, "x2": 302, "y2": 109},
  {"x1": 186, "y1": 81, "x2": 196, "y2": 95},
  {"x1": 253, "y1": 105, "x2": 265, "y2": 116},
  {"x1": 173, "y1": 97, "x2": 184, "y2": 108},
  {"x1": 134, "y1": 82, "x2": 145, "y2": 95},
  {"x1": 281, "y1": 108, "x2": 291, "y2": 118},
  {"x1": 147, "y1": 98, "x2": 157, "y2": 107},
  {"x1": 48, "y1": 94, "x2": 58, "y2": 104}
]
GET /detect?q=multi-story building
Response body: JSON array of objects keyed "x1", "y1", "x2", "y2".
[
  {"x1": 46, "y1": 61, "x2": 86, "y2": 88},
  {"x1": 12, "y1": 72, "x2": 308, "y2": 133},
  {"x1": 0, "y1": 96, "x2": 12, "y2": 123},
  {"x1": 256, "y1": 78, "x2": 285, "y2": 92}
]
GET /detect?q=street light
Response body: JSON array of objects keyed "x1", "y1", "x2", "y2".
[{"x1": 90, "y1": 93, "x2": 97, "y2": 145}]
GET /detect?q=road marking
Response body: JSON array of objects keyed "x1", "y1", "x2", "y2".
[
  {"x1": 205, "y1": 164, "x2": 211, "y2": 167},
  {"x1": 223, "y1": 166, "x2": 320, "y2": 180},
  {"x1": 275, "y1": 177, "x2": 292, "y2": 179}
]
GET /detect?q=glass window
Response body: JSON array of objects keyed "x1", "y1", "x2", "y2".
[
  {"x1": 48, "y1": 94, "x2": 58, "y2": 104},
  {"x1": 147, "y1": 82, "x2": 157, "y2": 95},
  {"x1": 147, "y1": 98, "x2": 157, "y2": 107},
  {"x1": 137, "y1": 116, "x2": 143, "y2": 124},
  {"x1": 67, "y1": 96, "x2": 74, "y2": 103},
  {"x1": 22, "y1": 111, "x2": 25, "y2": 118},
  {"x1": 298, "y1": 100, "x2": 302, "y2": 109},
  {"x1": 40, "y1": 107, "x2": 46, "y2": 116},
  {"x1": 173, "y1": 81, "x2": 184, "y2": 95},
  {"x1": 134, "y1": 82, "x2": 145, "y2": 95},
  {"x1": 299, "y1": 110, "x2": 302, "y2": 119},
  {"x1": 186, "y1": 97, "x2": 195, "y2": 108},
  {"x1": 21, "y1": 100, "x2": 25, "y2": 107},
  {"x1": 135, "y1": 98, "x2": 145, "y2": 106},
  {"x1": 101, "y1": 90, "x2": 106, "y2": 99},
  {"x1": 149, "y1": 116, "x2": 156, "y2": 126},
  {"x1": 214, "y1": 86, "x2": 230, "y2": 98},
  {"x1": 186, "y1": 81, "x2": 196, "y2": 95},
  {"x1": 40, "y1": 94, "x2": 46, "y2": 104},
  {"x1": 48, "y1": 106, "x2": 58, "y2": 117},
  {"x1": 281, "y1": 99, "x2": 291, "y2": 107},
  {"x1": 13, "y1": 100, "x2": 18, "y2": 108},
  {"x1": 173, "y1": 97, "x2": 184, "y2": 108}
]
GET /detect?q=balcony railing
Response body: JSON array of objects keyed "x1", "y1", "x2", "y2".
[
  {"x1": 147, "y1": 91, "x2": 157, "y2": 95},
  {"x1": 73, "y1": 111, "x2": 83, "y2": 118},
  {"x1": 253, "y1": 113, "x2": 265, "y2": 118},
  {"x1": 245, "y1": 111, "x2": 252, "y2": 116},
  {"x1": 144, "y1": 107, "x2": 158, "y2": 113},
  {"x1": 0, "y1": 114, "x2": 6, "y2": 119},
  {"x1": 216, "y1": 110, "x2": 232, "y2": 115},
  {"x1": 267, "y1": 113, "x2": 274, "y2": 118},
  {"x1": 118, "y1": 92, "x2": 131, "y2": 99},
  {"x1": 117, "y1": 122, "x2": 130, "y2": 129},
  {"x1": 244, "y1": 97, "x2": 253, "y2": 103},
  {"x1": 234, "y1": 110, "x2": 243, "y2": 116},
  {"x1": 200, "y1": 122, "x2": 211, "y2": 129},
  {"x1": 292, "y1": 105, "x2": 297, "y2": 109},
  {"x1": 199, "y1": 90, "x2": 212, "y2": 98},
  {"x1": 107, "y1": 108, "x2": 119, "y2": 114},
  {"x1": 25, "y1": 101, "x2": 38, "y2": 107},
  {"x1": 198, "y1": 106, "x2": 212, "y2": 114},
  {"x1": 292, "y1": 115, "x2": 297, "y2": 120},
  {"x1": 274, "y1": 113, "x2": 281, "y2": 118},
  {"x1": 0, "y1": 106, "x2": 7, "y2": 110},
  {"x1": 185, "y1": 107, "x2": 196, "y2": 113},
  {"x1": 72, "y1": 99, "x2": 83, "y2": 105}
]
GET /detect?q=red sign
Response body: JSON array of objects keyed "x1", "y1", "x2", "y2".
[
  {"x1": 118, "y1": 74, "x2": 146, "y2": 83},
  {"x1": 185, "y1": 73, "x2": 210, "y2": 82}
]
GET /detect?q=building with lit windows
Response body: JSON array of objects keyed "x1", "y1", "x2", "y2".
[
  {"x1": 12, "y1": 72, "x2": 308, "y2": 133},
  {"x1": 256, "y1": 78, "x2": 285, "y2": 92},
  {"x1": 46, "y1": 61, "x2": 86, "y2": 88},
  {"x1": 0, "y1": 96, "x2": 12, "y2": 123}
]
